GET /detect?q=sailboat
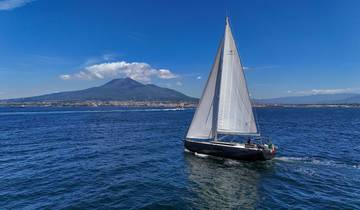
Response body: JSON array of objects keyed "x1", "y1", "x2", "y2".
[{"x1": 184, "y1": 17, "x2": 276, "y2": 161}]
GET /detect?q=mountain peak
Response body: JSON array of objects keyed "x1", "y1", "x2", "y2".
[{"x1": 101, "y1": 77, "x2": 143, "y2": 89}]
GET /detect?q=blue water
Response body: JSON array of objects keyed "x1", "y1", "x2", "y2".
[{"x1": 0, "y1": 107, "x2": 359, "y2": 209}]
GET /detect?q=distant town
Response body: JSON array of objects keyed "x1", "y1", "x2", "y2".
[
  {"x1": 1, "y1": 100, "x2": 359, "y2": 108},
  {"x1": 0, "y1": 100, "x2": 197, "y2": 108}
]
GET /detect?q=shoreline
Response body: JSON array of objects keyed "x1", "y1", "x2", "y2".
[
  {"x1": 0, "y1": 101, "x2": 360, "y2": 108},
  {"x1": 254, "y1": 104, "x2": 360, "y2": 108},
  {"x1": 0, "y1": 101, "x2": 197, "y2": 108}
]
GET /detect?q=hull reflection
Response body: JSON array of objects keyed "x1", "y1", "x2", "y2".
[{"x1": 184, "y1": 153, "x2": 274, "y2": 209}]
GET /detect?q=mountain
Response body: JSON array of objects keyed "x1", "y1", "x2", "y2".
[
  {"x1": 256, "y1": 93, "x2": 360, "y2": 104},
  {"x1": 6, "y1": 78, "x2": 197, "y2": 102}
]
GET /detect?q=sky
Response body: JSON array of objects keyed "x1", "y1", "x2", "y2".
[{"x1": 0, "y1": 0, "x2": 360, "y2": 99}]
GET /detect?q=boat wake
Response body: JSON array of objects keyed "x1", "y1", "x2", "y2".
[
  {"x1": 194, "y1": 152, "x2": 209, "y2": 158},
  {"x1": 224, "y1": 159, "x2": 241, "y2": 166},
  {"x1": 275, "y1": 156, "x2": 359, "y2": 170},
  {"x1": 275, "y1": 156, "x2": 304, "y2": 162},
  {"x1": 184, "y1": 148, "x2": 191, "y2": 153}
]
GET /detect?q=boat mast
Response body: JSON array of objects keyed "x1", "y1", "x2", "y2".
[
  {"x1": 212, "y1": 17, "x2": 227, "y2": 142},
  {"x1": 212, "y1": 54, "x2": 222, "y2": 142}
]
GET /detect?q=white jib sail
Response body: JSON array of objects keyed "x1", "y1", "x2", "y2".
[
  {"x1": 217, "y1": 18, "x2": 258, "y2": 135},
  {"x1": 186, "y1": 40, "x2": 224, "y2": 139}
]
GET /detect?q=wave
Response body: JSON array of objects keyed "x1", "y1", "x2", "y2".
[
  {"x1": 224, "y1": 159, "x2": 241, "y2": 166},
  {"x1": 275, "y1": 156, "x2": 304, "y2": 162},
  {"x1": 0, "y1": 108, "x2": 188, "y2": 116},
  {"x1": 353, "y1": 164, "x2": 360, "y2": 169},
  {"x1": 276, "y1": 156, "x2": 359, "y2": 170}
]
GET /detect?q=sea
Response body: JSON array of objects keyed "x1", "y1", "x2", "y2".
[{"x1": 0, "y1": 107, "x2": 359, "y2": 209}]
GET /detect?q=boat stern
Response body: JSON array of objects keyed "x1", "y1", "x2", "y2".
[{"x1": 261, "y1": 143, "x2": 276, "y2": 160}]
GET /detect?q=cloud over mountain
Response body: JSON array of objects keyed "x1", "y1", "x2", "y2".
[{"x1": 60, "y1": 61, "x2": 178, "y2": 83}]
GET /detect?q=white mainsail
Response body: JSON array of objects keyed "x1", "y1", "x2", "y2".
[
  {"x1": 186, "y1": 18, "x2": 258, "y2": 140},
  {"x1": 217, "y1": 18, "x2": 258, "y2": 135}
]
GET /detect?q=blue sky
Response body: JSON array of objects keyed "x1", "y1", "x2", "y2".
[{"x1": 1, "y1": 0, "x2": 360, "y2": 99}]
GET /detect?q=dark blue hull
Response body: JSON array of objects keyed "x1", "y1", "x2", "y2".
[{"x1": 184, "y1": 139, "x2": 275, "y2": 161}]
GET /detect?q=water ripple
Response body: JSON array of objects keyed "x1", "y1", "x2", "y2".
[{"x1": 0, "y1": 107, "x2": 359, "y2": 209}]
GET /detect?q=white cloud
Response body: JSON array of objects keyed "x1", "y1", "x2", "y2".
[
  {"x1": 102, "y1": 53, "x2": 117, "y2": 61},
  {"x1": 0, "y1": 0, "x2": 34, "y2": 10},
  {"x1": 158, "y1": 69, "x2": 177, "y2": 79},
  {"x1": 243, "y1": 65, "x2": 279, "y2": 71},
  {"x1": 309, "y1": 88, "x2": 357, "y2": 95},
  {"x1": 196, "y1": 76, "x2": 202, "y2": 80},
  {"x1": 83, "y1": 53, "x2": 118, "y2": 66},
  {"x1": 60, "y1": 61, "x2": 178, "y2": 83},
  {"x1": 176, "y1": 81, "x2": 183, "y2": 86},
  {"x1": 289, "y1": 88, "x2": 360, "y2": 95}
]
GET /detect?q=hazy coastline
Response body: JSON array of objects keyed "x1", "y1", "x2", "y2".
[{"x1": 1, "y1": 100, "x2": 359, "y2": 108}]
